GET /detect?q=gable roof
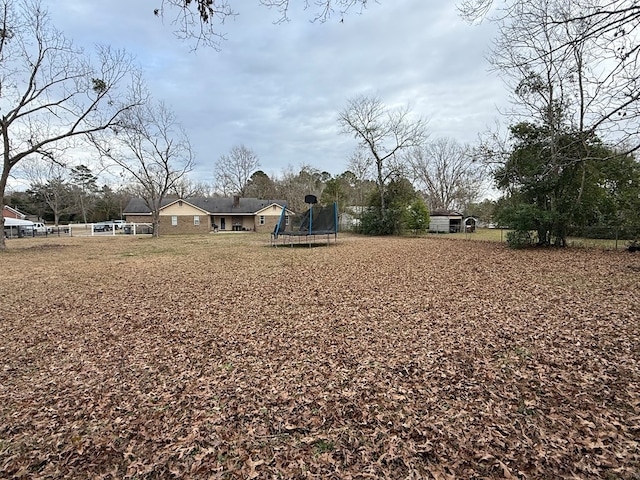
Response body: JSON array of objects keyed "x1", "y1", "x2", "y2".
[
  {"x1": 161, "y1": 198, "x2": 211, "y2": 214},
  {"x1": 123, "y1": 197, "x2": 290, "y2": 215},
  {"x1": 255, "y1": 204, "x2": 295, "y2": 216},
  {"x1": 430, "y1": 209, "x2": 463, "y2": 217},
  {"x1": 2, "y1": 205, "x2": 27, "y2": 219}
]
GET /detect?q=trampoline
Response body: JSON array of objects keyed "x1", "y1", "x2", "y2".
[{"x1": 271, "y1": 202, "x2": 338, "y2": 247}]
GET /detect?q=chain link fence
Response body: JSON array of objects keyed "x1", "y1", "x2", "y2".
[{"x1": 566, "y1": 225, "x2": 639, "y2": 249}]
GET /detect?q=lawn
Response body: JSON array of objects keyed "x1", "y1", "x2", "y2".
[
  {"x1": 1, "y1": 234, "x2": 639, "y2": 478},
  {"x1": 442, "y1": 228, "x2": 628, "y2": 250}
]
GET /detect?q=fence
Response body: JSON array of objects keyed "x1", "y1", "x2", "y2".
[
  {"x1": 3, "y1": 223, "x2": 154, "y2": 239},
  {"x1": 3, "y1": 225, "x2": 70, "y2": 239},
  {"x1": 435, "y1": 225, "x2": 639, "y2": 250},
  {"x1": 565, "y1": 225, "x2": 640, "y2": 250}
]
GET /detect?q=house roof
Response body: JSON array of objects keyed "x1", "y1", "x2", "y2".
[
  {"x1": 162, "y1": 198, "x2": 211, "y2": 214},
  {"x1": 2, "y1": 205, "x2": 27, "y2": 219},
  {"x1": 430, "y1": 209, "x2": 463, "y2": 217},
  {"x1": 123, "y1": 197, "x2": 290, "y2": 215},
  {"x1": 3, "y1": 217, "x2": 34, "y2": 226}
]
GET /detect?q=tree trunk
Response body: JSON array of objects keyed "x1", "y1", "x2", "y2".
[
  {"x1": 376, "y1": 157, "x2": 385, "y2": 212},
  {"x1": 1, "y1": 155, "x2": 10, "y2": 251},
  {"x1": 152, "y1": 211, "x2": 161, "y2": 238}
]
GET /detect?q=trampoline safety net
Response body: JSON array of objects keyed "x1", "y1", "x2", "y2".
[{"x1": 272, "y1": 202, "x2": 338, "y2": 245}]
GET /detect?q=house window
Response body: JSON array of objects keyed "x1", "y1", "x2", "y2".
[
  {"x1": 171, "y1": 215, "x2": 178, "y2": 226},
  {"x1": 285, "y1": 215, "x2": 289, "y2": 225},
  {"x1": 194, "y1": 215, "x2": 200, "y2": 226},
  {"x1": 259, "y1": 215, "x2": 265, "y2": 225}
]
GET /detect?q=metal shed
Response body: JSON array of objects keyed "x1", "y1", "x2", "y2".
[
  {"x1": 3, "y1": 218, "x2": 35, "y2": 238},
  {"x1": 429, "y1": 210, "x2": 464, "y2": 233}
]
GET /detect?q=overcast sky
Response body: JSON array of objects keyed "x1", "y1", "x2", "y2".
[{"x1": 43, "y1": 0, "x2": 507, "y2": 186}]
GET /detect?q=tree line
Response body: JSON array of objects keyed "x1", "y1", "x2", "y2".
[
  {"x1": 2, "y1": 147, "x2": 482, "y2": 234},
  {"x1": 3, "y1": 0, "x2": 639, "y2": 248}
]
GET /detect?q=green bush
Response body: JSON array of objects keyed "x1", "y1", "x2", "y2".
[
  {"x1": 407, "y1": 199, "x2": 430, "y2": 235},
  {"x1": 360, "y1": 207, "x2": 405, "y2": 235},
  {"x1": 506, "y1": 230, "x2": 534, "y2": 249}
]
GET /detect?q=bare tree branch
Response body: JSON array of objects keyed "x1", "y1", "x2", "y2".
[
  {"x1": 155, "y1": 0, "x2": 372, "y2": 49},
  {"x1": 485, "y1": 0, "x2": 640, "y2": 154},
  {"x1": 213, "y1": 144, "x2": 260, "y2": 196},
  {"x1": 407, "y1": 137, "x2": 486, "y2": 211},
  {"x1": 89, "y1": 99, "x2": 195, "y2": 237},
  {"x1": 0, "y1": 0, "x2": 143, "y2": 250},
  {"x1": 338, "y1": 94, "x2": 427, "y2": 211}
]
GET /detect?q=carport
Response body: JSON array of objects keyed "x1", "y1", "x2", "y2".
[{"x1": 3, "y1": 218, "x2": 35, "y2": 238}]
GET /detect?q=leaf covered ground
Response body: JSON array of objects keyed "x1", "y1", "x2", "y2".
[{"x1": 0, "y1": 234, "x2": 639, "y2": 479}]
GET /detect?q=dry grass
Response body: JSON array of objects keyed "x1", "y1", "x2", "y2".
[
  {"x1": 1, "y1": 234, "x2": 639, "y2": 478},
  {"x1": 439, "y1": 228, "x2": 627, "y2": 250}
]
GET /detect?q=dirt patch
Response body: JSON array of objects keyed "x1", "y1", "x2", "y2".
[{"x1": 1, "y1": 235, "x2": 639, "y2": 478}]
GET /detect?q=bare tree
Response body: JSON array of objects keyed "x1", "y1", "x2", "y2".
[
  {"x1": 461, "y1": 0, "x2": 640, "y2": 154},
  {"x1": 21, "y1": 159, "x2": 72, "y2": 226},
  {"x1": 90, "y1": 100, "x2": 194, "y2": 237},
  {"x1": 155, "y1": 0, "x2": 371, "y2": 48},
  {"x1": 338, "y1": 94, "x2": 427, "y2": 211},
  {"x1": 347, "y1": 149, "x2": 372, "y2": 183},
  {"x1": 171, "y1": 178, "x2": 213, "y2": 198},
  {"x1": 346, "y1": 149, "x2": 375, "y2": 208},
  {"x1": 213, "y1": 144, "x2": 260, "y2": 197},
  {"x1": 277, "y1": 164, "x2": 327, "y2": 213},
  {"x1": 0, "y1": 0, "x2": 142, "y2": 249},
  {"x1": 407, "y1": 137, "x2": 485, "y2": 212}
]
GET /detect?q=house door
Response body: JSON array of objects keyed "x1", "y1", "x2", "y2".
[{"x1": 220, "y1": 217, "x2": 226, "y2": 230}]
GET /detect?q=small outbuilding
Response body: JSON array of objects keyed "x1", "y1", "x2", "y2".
[
  {"x1": 3, "y1": 217, "x2": 35, "y2": 238},
  {"x1": 429, "y1": 210, "x2": 464, "y2": 233},
  {"x1": 464, "y1": 216, "x2": 478, "y2": 233}
]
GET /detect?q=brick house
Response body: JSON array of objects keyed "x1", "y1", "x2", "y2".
[
  {"x1": 123, "y1": 197, "x2": 293, "y2": 235},
  {"x1": 2, "y1": 205, "x2": 27, "y2": 220}
]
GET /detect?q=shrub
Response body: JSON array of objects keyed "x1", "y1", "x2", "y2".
[
  {"x1": 506, "y1": 230, "x2": 534, "y2": 249},
  {"x1": 407, "y1": 199, "x2": 430, "y2": 235},
  {"x1": 360, "y1": 207, "x2": 405, "y2": 235}
]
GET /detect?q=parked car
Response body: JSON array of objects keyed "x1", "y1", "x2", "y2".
[
  {"x1": 25, "y1": 222, "x2": 52, "y2": 235},
  {"x1": 93, "y1": 223, "x2": 112, "y2": 232}
]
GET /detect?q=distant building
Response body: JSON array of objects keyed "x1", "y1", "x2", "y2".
[
  {"x1": 429, "y1": 210, "x2": 464, "y2": 233},
  {"x1": 2, "y1": 205, "x2": 27, "y2": 220},
  {"x1": 123, "y1": 196, "x2": 294, "y2": 235}
]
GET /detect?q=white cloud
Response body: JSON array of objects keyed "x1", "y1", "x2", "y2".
[{"x1": 40, "y1": 0, "x2": 508, "y2": 184}]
